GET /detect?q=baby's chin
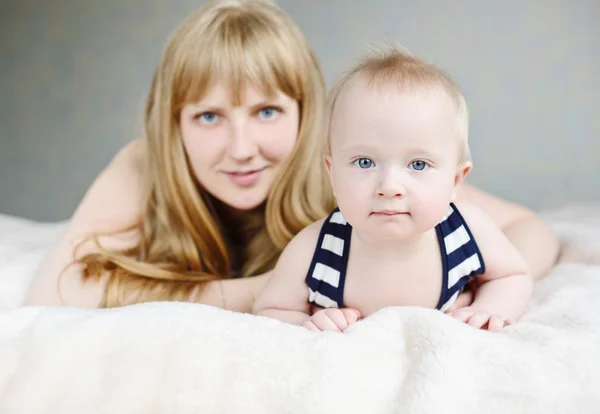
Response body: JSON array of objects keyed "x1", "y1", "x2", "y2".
[{"x1": 356, "y1": 224, "x2": 419, "y2": 242}]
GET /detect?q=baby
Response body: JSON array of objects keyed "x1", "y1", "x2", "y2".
[{"x1": 253, "y1": 44, "x2": 533, "y2": 333}]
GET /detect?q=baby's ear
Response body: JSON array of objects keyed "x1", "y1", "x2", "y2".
[
  {"x1": 456, "y1": 161, "x2": 472, "y2": 184},
  {"x1": 452, "y1": 161, "x2": 472, "y2": 200}
]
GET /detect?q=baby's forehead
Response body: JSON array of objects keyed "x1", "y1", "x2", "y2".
[
  {"x1": 339, "y1": 76, "x2": 450, "y2": 107},
  {"x1": 331, "y1": 80, "x2": 455, "y2": 132},
  {"x1": 329, "y1": 82, "x2": 459, "y2": 149}
]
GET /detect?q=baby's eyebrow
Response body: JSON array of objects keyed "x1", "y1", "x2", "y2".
[{"x1": 340, "y1": 144, "x2": 379, "y2": 153}]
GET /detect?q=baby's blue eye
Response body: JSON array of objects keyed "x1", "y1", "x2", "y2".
[
  {"x1": 258, "y1": 107, "x2": 279, "y2": 120},
  {"x1": 353, "y1": 158, "x2": 374, "y2": 169},
  {"x1": 198, "y1": 112, "x2": 219, "y2": 124},
  {"x1": 409, "y1": 160, "x2": 428, "y2": 171}
]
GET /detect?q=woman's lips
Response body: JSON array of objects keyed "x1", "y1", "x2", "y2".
[{"x1": 224, "y1": 167, "x2": 267, "y2": 187}]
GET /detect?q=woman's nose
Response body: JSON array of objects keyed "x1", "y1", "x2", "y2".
[{"x1": 227, "y1": 120, "x2": 258, "y2": 162}]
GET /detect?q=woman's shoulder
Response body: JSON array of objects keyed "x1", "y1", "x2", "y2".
[
  {"x1": 112, "y1": 138, "x2": 145, "y2": 176},
  {"x1": 106, "y1": 138, "x2": 146, "y2": 202},
  {"x1": 68, "y1": 138, "x2": 146, "y2": 233},
  {"x1": 25, "y1": 139, "x2": 148, "y2": 307}
]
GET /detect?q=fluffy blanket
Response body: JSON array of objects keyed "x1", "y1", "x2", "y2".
[{"x1": 0, "y1": 205, "x2": 600, "y2": 414}]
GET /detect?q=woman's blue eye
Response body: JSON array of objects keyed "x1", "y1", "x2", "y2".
[
  {"x1": 198, "y1": 112, "x2": 219, "y2": 124},
  {"x1": 258, "y1": 107, "x2": 279, "y2": 120},
  {"x1": 409, "y1": 160, "x2": 428, "y2": 171},
  {"x1": 353, "y1": 158, "x2": 374, "y2": 169}
]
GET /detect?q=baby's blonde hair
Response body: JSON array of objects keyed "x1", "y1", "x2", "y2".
[{"x1": 326, "y1": 43, "x2": 471, "y2": 163}]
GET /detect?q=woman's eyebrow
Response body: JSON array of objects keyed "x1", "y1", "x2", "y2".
[
  {"x1": 186, "y1": 102, "x2": 226, "y2": 112},
  {"x1": 247, "y1": 100, "x2": 282, "y2": 110}
]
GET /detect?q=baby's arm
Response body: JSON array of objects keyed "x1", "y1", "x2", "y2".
[
  {"x1": 451, "y1": 201, "x2": 534, "y2": 330},
  {"x1": 252, "y1": 221, "x2": 321, "y2": 325},
  {"x1": 253, "y1": 220, "x2": 361, "y2": 332}
]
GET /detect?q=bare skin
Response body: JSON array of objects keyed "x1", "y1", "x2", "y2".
[
  {"x1": 252, "y1": 200, "x2": 533, "y2": 332},
  {"x1": 25, "y1": 139, "x2": 560, "y2": 311}
]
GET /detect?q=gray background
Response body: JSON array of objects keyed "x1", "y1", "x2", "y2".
[{"x1": 1, "y1": 0, "x2": 599, "y2": 221}]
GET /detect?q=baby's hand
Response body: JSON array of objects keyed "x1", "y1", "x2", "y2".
[
  {"x1": 303, "y1": 308, "x2": 361, "y2": 332},
  {"x1": 448, "y1": 306, "x2": 514, "y2": 332}
]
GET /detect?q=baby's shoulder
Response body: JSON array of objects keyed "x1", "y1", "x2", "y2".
[
  {"x1": 452, "y1": 200, "x2": 506, "y2": 247},
  {"x1": 288, "y1": 217, "x2": 327, "y2": 250},
  {"x1": 453, "y1": 200, "x2": 495, "y2": 230},
  {"x1": 275, "y1": 217, "x2": 327, "y2": 271}
]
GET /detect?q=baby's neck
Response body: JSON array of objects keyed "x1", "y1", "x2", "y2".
[{"x1": 352, "y1": 229, "x2": 433, "y2": 259}]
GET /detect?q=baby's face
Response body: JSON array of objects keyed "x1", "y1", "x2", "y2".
[{"x1": 325, "y1": 80, "x2": 469, "y2": 240}]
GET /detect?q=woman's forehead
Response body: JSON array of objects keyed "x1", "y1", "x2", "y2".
[{"x1": 184, "y1": 81, "x2": 294, "y2": 108}]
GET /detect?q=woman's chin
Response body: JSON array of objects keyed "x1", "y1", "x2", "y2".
[{"x1": 224, "y1": 193, "x2": 268, "y2": 212}]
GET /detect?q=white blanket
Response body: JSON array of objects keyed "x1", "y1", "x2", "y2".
[{"x1": 0, "y1": 205, "x2": 600, "y2": 414}]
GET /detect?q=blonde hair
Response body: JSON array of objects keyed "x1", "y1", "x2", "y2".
[
  {"x1": 326, "y1": 43, "x2": 471, "y2": 163},
  {"x1": 75, "y1": 0, "x2": 335, "y2": 307}
]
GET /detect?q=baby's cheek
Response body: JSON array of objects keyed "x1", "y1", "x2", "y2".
[
  {"x1": 415, "y1": 192, "x2": 454, "y2": 228},
  {"x1": 334, "y1": 179, "x2": 361, "y2": 202}
]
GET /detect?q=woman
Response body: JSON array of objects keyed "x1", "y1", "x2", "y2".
[{"x1": 25, "y1": 0, "x2": 559, "y2": 311}]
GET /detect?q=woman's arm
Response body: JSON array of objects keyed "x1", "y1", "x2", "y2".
[
  {"x1": 456, "y1": 183, "x2": 560, "y2": 280},
  {"x1": 25, "y1": 140, "x2": 145, "y2": 307},
  {"x1": 26, "y1": 138, "x2": 274, "y2": 311},
  {"x1": 197, "y1": 272, "x2": 272, "y2": 313}
]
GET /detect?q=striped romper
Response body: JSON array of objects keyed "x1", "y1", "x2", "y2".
[{"x1": 305, "y1": 203, "x2": 486, "y2": 312}]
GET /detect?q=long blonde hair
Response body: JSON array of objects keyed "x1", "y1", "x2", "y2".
[{"x1": 77, "y1": 0, "x2": 335, "y2": 307}]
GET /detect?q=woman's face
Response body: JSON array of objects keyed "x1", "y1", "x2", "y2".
[{"x1": 180, "y1": 82, "x2": 300, "y2": 211}]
